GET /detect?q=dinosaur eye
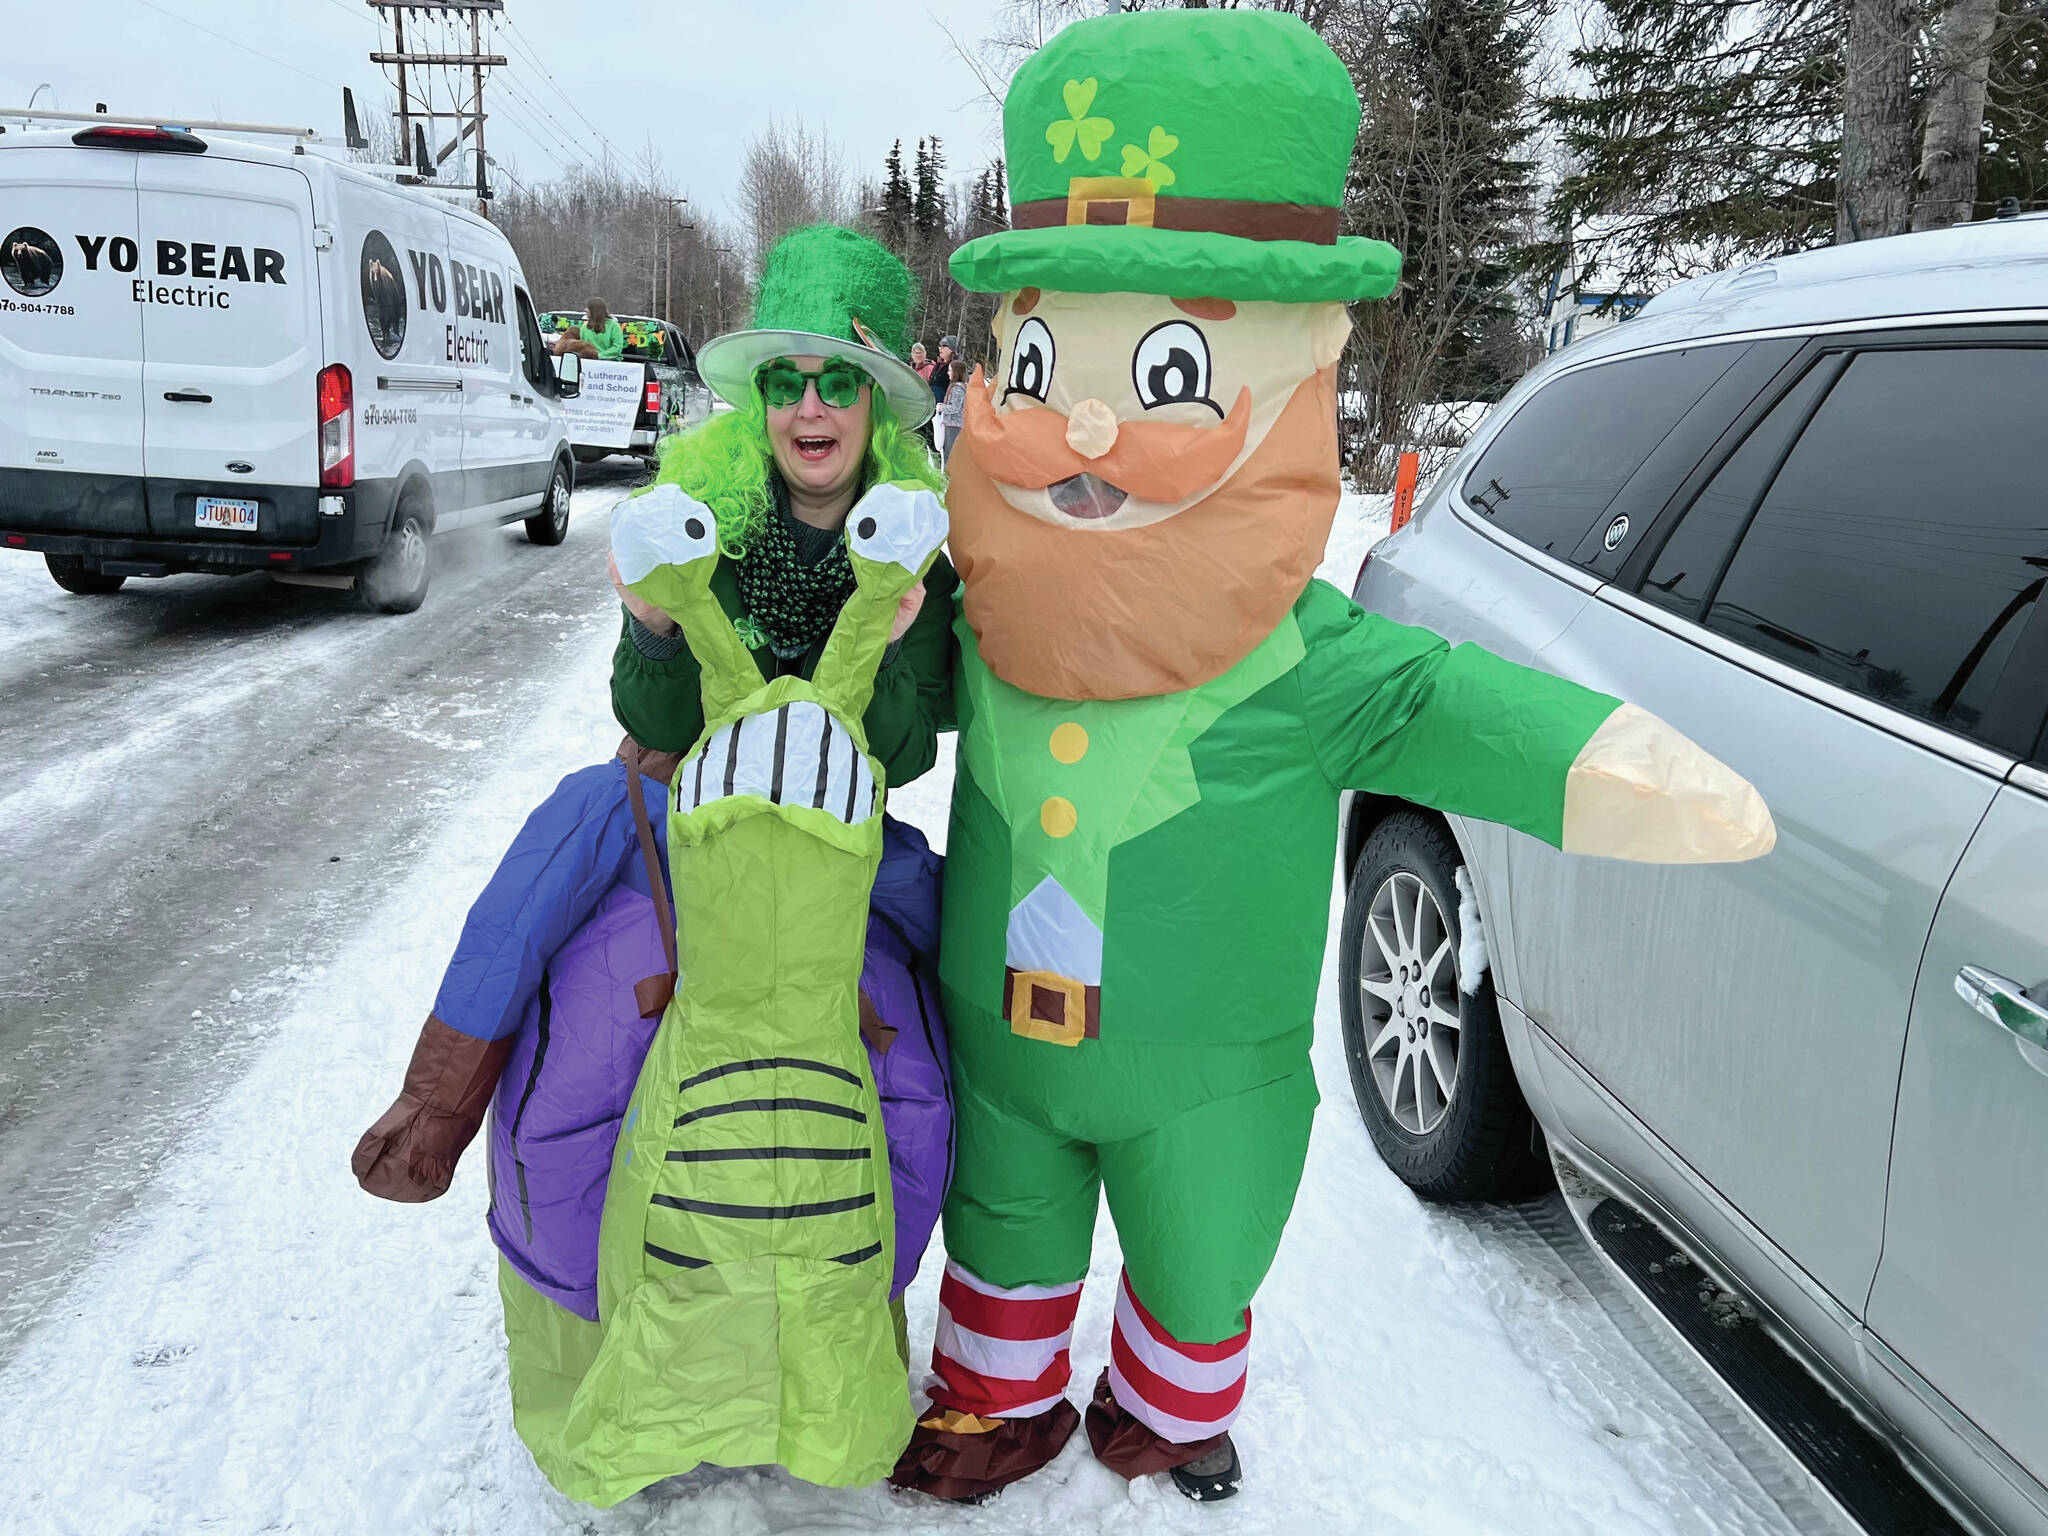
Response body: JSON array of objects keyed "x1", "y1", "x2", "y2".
[
  {"x1": 1005, "y1": 317, "x2": 1055, "y2": 403},
  {"x1": 1131, "y1": 321, "x2": 1217, "y2": 415}
]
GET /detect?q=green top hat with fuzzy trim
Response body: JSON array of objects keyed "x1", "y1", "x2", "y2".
[
  {"x1": 698, "y1": 225, "x2": 935, "y2": 429},
  {"x1": 951, "y1": 9, "x2": 1400, "y2": 304}
]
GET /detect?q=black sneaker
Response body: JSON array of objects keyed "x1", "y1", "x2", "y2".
[{"x1": 1168, "y1": 1436, "x2": 1242, "y2": 1502}]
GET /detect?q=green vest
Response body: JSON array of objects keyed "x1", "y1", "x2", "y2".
[{"x1": 938, "y1": 579, "x2": 1619, "y2": 1050}]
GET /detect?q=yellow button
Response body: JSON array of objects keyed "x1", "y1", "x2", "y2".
[
  {"x1": 1040, "y1": 796, "x2": 1078, "y2": 838},
  {"x1": 1049, "y1": 721, "x2": 1089, "y2": 764}
]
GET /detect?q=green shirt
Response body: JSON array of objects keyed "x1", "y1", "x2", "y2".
[
  {"x1": 611, "y1": 551, "x2": 959, "y2": 789},
  {"x1": 580, "y1": 317, "x2": 626, "y2": 361}
]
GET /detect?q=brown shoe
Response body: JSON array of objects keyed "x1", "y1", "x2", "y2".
[
  {"x1": 888, "y1": 1401, "x2": 1081, "y2": 1502},
  {"x1": 1083, "y1": 1369, "x2": 1232, "y2": 1481}
]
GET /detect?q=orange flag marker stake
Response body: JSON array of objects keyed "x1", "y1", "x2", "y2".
[{"x1": 1388, "y1": 451, "x2": 1420, "y2": 534}]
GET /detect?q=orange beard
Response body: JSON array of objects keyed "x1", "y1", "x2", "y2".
[{"x1": 946, "y1": 364, "x2": 1341, "y2": 701}]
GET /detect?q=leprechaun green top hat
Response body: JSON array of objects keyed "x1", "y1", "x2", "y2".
[
  {"x1": 699, "y1": 224, "x2": 936, "y2": 429},
  {"x1": 951, "y1": 9, "x2": 1401, "y2": 304}
]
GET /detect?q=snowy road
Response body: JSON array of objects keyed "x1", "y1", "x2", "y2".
[
  {"x1": 0, "y1": 493, "x2": 1849, "y2": 1534},
  {"x1": 0, "y1": 463, "x2": 645, "y2": 1363}
]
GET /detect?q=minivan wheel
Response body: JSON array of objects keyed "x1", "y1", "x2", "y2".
[
  {"x1": 1338, "y1": 811, "x2": 1549, "y2": 1202},
  {"x1": 359, "y1": 499, "x2": 431, "y2": 614},
  {"x1": 524, "y1": 461, "x2": 571, "y2": 546},
  {"x1": 45, "y1": 554, "x2": 127, "y2": 596}
]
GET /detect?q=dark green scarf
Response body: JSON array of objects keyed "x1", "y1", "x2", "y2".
[{"x1": 731, "y1": 473, "x2": 858, "y2": 660}]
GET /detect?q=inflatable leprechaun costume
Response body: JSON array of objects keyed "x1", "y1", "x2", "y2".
[{"x1": 890, "y1": 9, "x2": 1777, "y2": 1504}]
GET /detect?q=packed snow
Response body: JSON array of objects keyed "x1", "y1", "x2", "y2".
[{"x1": 0, "y1": 493, "x2": 1827, "y2": 1535}]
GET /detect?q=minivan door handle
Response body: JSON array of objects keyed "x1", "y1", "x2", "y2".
[
  {"x1": 162, "y1": 390, "x2": 212, "y2": 404},
  {"x1": 1955, "y1": 965, "x2": 2048, "y2": 1049}
]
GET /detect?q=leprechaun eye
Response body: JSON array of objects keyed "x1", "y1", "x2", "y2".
[
  {"x1": 1131, "y1": 321, "x2": 1217, "y2": 415},
  {"x1": 1005, "y1": 317, "x2": 1055, "y2": 403}
]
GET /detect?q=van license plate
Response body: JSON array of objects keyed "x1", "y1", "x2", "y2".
[{"x1": 195, "y1": 497, "x2": 260, "y2": 531}]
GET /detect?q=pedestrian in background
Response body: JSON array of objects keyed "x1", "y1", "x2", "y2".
[
  {"x1": 910, "y1": 341, "x2": 934, "y2": 384},
  {"x1": 930, "y1": 335, "x2": 958, "y2": 403},
  {"x1": 939, "y1": 358, "x2": 967, "y2": 464}
]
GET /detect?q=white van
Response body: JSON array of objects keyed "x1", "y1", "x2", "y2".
[{"x1": 0, "y1": 122, "x2": 578, "y2": 613}]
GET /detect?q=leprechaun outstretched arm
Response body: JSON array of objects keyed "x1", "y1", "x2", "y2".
[
  {"x1": 610, "y1": 485, "x2": 764, "y2": 721},
  {"x1": 1297, "y1": 584, "x2": 1774, "y2": 862}
]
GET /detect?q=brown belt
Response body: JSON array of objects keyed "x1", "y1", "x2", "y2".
[{"x1": 1005, "y1": 967, "x2": 1100, "y2": 1047}]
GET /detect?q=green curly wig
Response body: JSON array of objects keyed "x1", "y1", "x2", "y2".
[{"x1": 649, "y1": 386, "x2": 943, "y2": 557}]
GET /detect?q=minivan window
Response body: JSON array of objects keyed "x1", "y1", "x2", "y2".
[
  {"x1": 1703, "y1": 347, "x2": 2048, "y2": 746},
  {"x1": 1640, "y1": 358, "x2": 1842, "y2": 616},
  {"x1": 1460, "y1": 343, "x2": 1747, "y2": 559}
]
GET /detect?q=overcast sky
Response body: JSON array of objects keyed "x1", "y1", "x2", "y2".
[{"x1": 9, "y1": 0, "x2": 1010, "y2": 224}]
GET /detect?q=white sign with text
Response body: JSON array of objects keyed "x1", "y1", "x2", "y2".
[{"x1": 563, "y1": 358, "x2": 642, "y2": 449}]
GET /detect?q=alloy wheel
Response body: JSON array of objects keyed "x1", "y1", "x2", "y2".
[{"x1": 1358, "y1": 871, "x2": 1462, "y2": 1135}]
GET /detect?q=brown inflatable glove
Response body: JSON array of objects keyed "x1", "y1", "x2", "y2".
[{"x1": 352, "y1": 1016, "x2": 513, "y2": 1203}]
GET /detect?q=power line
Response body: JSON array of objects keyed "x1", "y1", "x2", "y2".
[
  {"x1": 495, "y1": 66, "x2": 602, "y2": 165},
  {"x1": 128, "y1": 0, "x2": 344, "y2": 91},
  {"x1": 500, "y1": 14, "x2": 627, "y2": 164}
]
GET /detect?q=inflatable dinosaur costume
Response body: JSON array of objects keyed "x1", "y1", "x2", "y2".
[{"x1": 535, "y1": 478, "x2": 949, "y2": 1498}]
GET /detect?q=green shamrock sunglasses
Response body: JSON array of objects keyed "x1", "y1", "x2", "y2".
[{"x1": 754, "y1": 356, "x2": 874, "y2": 410}]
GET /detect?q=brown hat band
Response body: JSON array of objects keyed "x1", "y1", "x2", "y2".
[{"x1": 1012, "y1": 179, "x2": 1341, "y2": 246}]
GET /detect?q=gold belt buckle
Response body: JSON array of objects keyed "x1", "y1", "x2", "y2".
[{"x1": 1008, "y1": 968, "x2": 1090, "y2": 1047}]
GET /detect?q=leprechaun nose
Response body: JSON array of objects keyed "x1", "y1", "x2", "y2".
[{"x1": 1064, "y1": 398, "x2": 1120, "y2": 460}]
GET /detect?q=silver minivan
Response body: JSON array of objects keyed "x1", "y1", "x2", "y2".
[{"x1": 1343, "y1": 218, "x2": 2048, "y2": 1533}]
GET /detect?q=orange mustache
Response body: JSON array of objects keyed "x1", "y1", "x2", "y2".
[{"x1": 960, "y1": 367, "x2": 1253, "y2": 504}]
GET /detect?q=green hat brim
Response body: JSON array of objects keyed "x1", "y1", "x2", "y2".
[
  {"x1": 697, "y1": 327, "x2": 936, "y2": 430},
  {"x1": 950, "y1": 226, "x2": 1401, "y2": 304}
]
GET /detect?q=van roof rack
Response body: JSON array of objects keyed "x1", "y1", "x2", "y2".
[{"x1": 1, "y1": 106, "x2": 326, "y2": 142}]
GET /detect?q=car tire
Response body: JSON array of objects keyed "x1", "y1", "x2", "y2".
[
  {"x1": 358, "y1": 496, "x2": 431, "y2": 614},
  {"x1": 524, "y1": 460, "x2": 572, "y2": 546},
  {"x1": 1337, "y1": 811, "x2": 1549, "y2": 1202},
  {"x1": 45, "y1": 554, "x2": 126, "y2": 596}
]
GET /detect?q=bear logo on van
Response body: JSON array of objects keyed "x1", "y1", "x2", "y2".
[
  {"x1": 2, "y1": 227, "x2": 62, "y2": 297},
  {"x1": 360, "y1": 231, "x2": 406, "y2": 360}
]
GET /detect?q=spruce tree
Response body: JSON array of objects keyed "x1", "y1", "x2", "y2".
[
  {"x1": 1539, "y1": 0, "x2": 1843, "y2": 289},
  {"x1": 1348, "y1": 0, "x2": 1542, "y2": 432},
  {"x1": 880, "y1": 139, "x2": 913, "y2": 254},
  {"x1": 912, "y1": 136, "x2": 948, "y2": 248}
]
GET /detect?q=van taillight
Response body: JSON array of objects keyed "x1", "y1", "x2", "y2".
[
  {"x1": 318, "y1": 364, "x2": 354, "y2": 489},
  {"x1": 643, "y1": 378, "x2": 661, "y2": 415}
]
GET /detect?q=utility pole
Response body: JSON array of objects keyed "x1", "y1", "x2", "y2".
[{"x1": 366, "y1": 0, "x2": 506, "y2": 215}]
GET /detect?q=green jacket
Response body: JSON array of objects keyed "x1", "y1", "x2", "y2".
[
  {"x1": 581, "y1": 317, "x2": 626, "y2": 360},
  {"x1": 611, "y1": 552, "x2": 959, "y2": 787},
  {"x1": 938, "y1": 578, "x2": 1618, "y2": 1049}
]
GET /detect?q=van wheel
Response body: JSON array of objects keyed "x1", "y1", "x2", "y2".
[
  {"x1": 45, "y1": 554, "x2": 127, "y2": 596},
  {"x1": 524, "y1": 461, "x2": 572, "y2": 546},
  {"x1": 1337, "y1": 811, "x2": 1549, "y2": 1202},
  {"x1": 359, "y1": 499, "x2": 431, "y2": 614}
]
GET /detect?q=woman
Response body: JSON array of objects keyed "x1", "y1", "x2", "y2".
[
  {"x1": 608, "y1": 224, "x2": 956, "y2": 787},
  {"x1": 555, "y1": 295, "x2": 625, "y2": 360},
  {"x1": 938, "y1": 357, "x2": 967, "y2": 465}
]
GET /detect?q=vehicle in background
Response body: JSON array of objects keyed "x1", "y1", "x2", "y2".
[
  {"x1": 1342, "y1": 217, "x2": 2048, "y2": 1535},
  {"x1": 540, "y1": 311, "x2": 710, "y2": 464},
  {"x1": 0, "y1": 119, "x2": 578, "y2": 614}
]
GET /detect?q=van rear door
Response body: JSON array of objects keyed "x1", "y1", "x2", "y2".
[
  {"x1": 0, "y1": 143, "x2": 149, "y2": 534},
  {"x1": 135, "y1": 152, "x2": 322, "y2": 541}
]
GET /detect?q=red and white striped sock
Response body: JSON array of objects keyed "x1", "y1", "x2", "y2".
[
  {"x1": 927, "y1": 1259, "x2": 1085, "y2": 1421},
  {"x1": 1107, "y1": 1269, "x2": 1251, "y2": 1443}
]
